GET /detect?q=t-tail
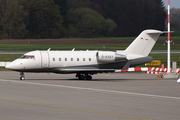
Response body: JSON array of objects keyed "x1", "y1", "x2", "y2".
[{"x1": 125, "y1": 29, "x2": 163, "y2": 56}]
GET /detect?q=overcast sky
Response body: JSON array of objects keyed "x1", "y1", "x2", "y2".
[{"x1": 162, "y1": 0, "x2": 180, "y2": 8}]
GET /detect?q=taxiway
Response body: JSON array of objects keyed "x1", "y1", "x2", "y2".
[{"x1": 0, "y1": 71, "x2": 180, "y2": 120}]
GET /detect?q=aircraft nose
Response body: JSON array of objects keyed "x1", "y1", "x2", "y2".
[
  {"x1": 5, "y1": 62, "x2": 23, "y2": 70},
  {"x1": 5, "y1": 63, "x2": 13, "y2": 69}
]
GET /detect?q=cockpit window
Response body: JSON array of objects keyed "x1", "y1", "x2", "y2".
[
  {"x1": 19, "y1": 55, "x2": 35, "y2": 59},
  {"x1": 26, "y1": 55, "x2": 35, "y2": 59},
  {"x1": 19, "y1": 55, "x2": 27, "y2": 59}
]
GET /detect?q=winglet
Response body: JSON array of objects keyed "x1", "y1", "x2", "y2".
[{"x1": 122, "y1": 60, "x2": 132, "y2": 70}]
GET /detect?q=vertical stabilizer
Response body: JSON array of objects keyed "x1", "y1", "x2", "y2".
[{"x1": 125, "y1": 30, "x2": 163, "y2": 56}]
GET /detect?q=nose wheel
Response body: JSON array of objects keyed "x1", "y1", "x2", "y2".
[{"x1": 20, "y1": 72, "x2": 25, "y2": 80}]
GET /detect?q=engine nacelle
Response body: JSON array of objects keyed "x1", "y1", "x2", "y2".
[{"x1": 96, "y1": 51, "x2": 127, "y2": 63}]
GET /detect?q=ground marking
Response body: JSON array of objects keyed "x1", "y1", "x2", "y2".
[
  {"x1": 0, "y1": 79, "x2": 180, "y2": 100},
  {"x1": 0, "y1": 99, "x2": 152, "y2": 120}
]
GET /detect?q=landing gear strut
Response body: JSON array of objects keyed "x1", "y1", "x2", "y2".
[
  {"x1": 20, "y1": 72, "x2": 25, "y2": 80},
  {"x1": 76, "y1": 73, "x2": 92, "y2": 80}
]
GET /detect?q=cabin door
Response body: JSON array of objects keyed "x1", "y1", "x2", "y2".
[{"x1": 40, "y1": 51, "x2": 49, "y2": 68}]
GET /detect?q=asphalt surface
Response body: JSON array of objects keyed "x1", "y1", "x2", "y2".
[{"x1": 0, "y1": 71, "x2": 180, "y2": 120}]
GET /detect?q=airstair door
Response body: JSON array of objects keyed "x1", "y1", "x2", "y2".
[{"x1": 40, "y1": 51, "x2": 49, "y2": 68}]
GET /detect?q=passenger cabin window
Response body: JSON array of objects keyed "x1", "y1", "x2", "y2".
[
  {"x1": 65, "y1": 58, "x2": 67, "y2": 61},
  {"x1": 53, "y1": 58, "x2": 55, "y2": 61},
  {"x1": 19, "y1": 55, "x2": 35, "y2": 59},
  {"x1": 83, "y1": 58, "x2": 85, "y2": 61},
  {"x1": 71, "y1": 58, "x2": 73, "y2": 61},
  {"x1": 59, "y1": 58, "x2": 61, "y2": 61},
  {"x1": 89, "y1": 58, "x2": 91, "y2": 61},
  {"x1": 77, "y1": 58, "x2": 79, "y2": 61}
]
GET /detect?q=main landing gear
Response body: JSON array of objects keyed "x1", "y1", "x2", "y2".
[
  {"x1": 20, "y1": 72, "x2": 25, "y2": 80},
  {"x1": 76, "y1": 73, "x2": 92, "y2": 80}
]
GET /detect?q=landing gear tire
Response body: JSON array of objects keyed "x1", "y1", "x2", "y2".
[
  {"x1": 76, "y1": 73, "x2": 93, "y2": 80},
  {"x1": 20, "y1": 77, "x2": 25, "y2": 80},
  {"x1": 78, "y1": 75, "x2": 85, "y2": 80},
  {"x1": 86, "y1": 75, "x2": 92, "y2": 80}
]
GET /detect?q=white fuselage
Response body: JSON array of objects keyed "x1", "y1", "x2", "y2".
[{"x1": 6, "y1": 50, "x2": 131, "y2": 72}]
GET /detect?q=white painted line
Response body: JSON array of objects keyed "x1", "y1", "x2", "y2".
[{"x1": 1, "y1": 79, "x2": 180, "y2": 100}]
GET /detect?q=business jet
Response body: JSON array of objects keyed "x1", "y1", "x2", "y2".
[{"x1": 6, "y1": 29, "x2": 163, "y2": 80}]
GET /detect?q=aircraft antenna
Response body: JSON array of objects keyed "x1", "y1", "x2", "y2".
[{"x1": 47, "y1": 48, "x2": 51, "y2": 51}]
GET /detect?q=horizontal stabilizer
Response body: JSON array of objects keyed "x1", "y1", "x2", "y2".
[
  {"x1": 146, "y1": 31, "x2": 163, "y2": 34},
  {"x1": 162, "y1": 31, "x2": 174, "y2": 33}
]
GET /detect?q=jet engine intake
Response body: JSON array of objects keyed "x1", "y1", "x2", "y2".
[{"x1": 96, "y1": 52, "x2": 127, "y2": 63}]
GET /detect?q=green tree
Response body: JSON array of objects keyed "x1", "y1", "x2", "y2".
[
  {"x1": 170, "y1": 8, "x2": 180, "y2": 31},
  {"x1": 91, "y1": 0, "x2": 166, "y2": 36},
  {"x1": 28, "y1": 0, "x2": 63, "y2": 38},
  {"x1": 54, "y1": 0, "x2": 66, "y2": 17},
  {"x1": 66, "y1": 8, "x2": 116, "y2": 37},
  {"x1": 0, "y1": 0, "x2": 28, "y2": 39}
]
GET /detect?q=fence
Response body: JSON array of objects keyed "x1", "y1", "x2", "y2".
[{"x1": 0, "y1": 62, "x2": 11, "y2": 67}]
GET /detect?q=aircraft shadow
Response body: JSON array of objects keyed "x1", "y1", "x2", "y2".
[{"x1": 23, "y1": 78, "x2": 161, "y2": 81}]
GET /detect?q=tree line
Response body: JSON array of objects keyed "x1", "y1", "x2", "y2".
[
  {"x1": 0, "y1": 0, "x2": 166, "y2": 39},
  {"x1": 170, "y1": 8, "x2": 180, "y2": 31}
]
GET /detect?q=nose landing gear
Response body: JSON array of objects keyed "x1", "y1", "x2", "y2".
[{"x1": 20, "y1": 72, "x2": 25, "y2": 80}]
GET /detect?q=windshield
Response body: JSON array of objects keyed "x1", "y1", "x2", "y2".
[
  {"x1": 19, "y1": 55, "x2": 35, "y2": 59},
  {"x1": 19, "y1": 55, "x2": 26, "y2": 59}
]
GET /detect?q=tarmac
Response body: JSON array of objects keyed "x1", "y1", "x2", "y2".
[{"x1": 0, "y1": 71, "x2": 180, "y2": 120}]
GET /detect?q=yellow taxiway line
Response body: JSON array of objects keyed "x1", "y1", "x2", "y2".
[{"x1": 0, "y1": 99, "x2": 152, "y2": 120}]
